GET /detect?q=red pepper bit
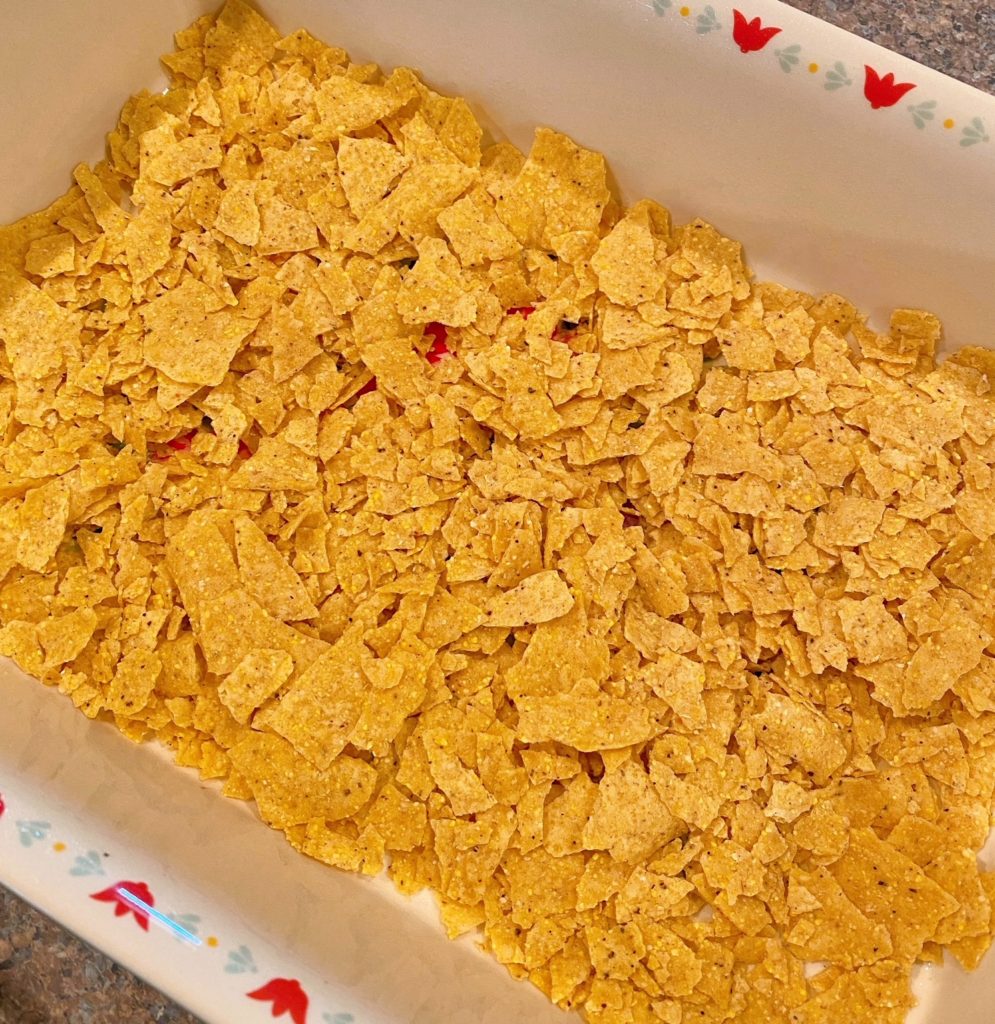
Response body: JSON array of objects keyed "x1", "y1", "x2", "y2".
[
  {"x1": 166, "y1": 428, "x2": 198, "y2": 452},
  {"x1": 508, "y1": 306, "x2": 536, "y2": 320},
  {"x1": 152, "y1": 428, "x2": 198, "y2": 462},
  {"x1": 357, "y1": 376, "x2": 378, "y2": 396},
  {"x1": 552, "y1": 320, "x2": 579, "y2": 344},
  {"x1": 424, "y1": 322, "x2": 451, "y2": 364}
]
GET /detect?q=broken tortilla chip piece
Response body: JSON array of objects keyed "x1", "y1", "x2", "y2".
[
  {"x1": 484, "y1": 570, "x2": 574, "y2": 627},
  {"x1": 141, "y1": 277, "x2": 256, "y2": 386},
  {"x1": 217, "y1": 647, "x2": 294, "y2": 724},
  {"x1": 230, "y1": 732, "x2": 376, "y2": 829}
]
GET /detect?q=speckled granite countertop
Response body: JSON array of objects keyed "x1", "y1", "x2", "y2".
[{"x1": 1, "y1": 3, "x2": 993, "y2": 1023}]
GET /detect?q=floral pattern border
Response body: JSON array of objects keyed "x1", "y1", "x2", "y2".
[
  {"x1": 651, "y1": 3, "x2": 991, "y2": 147},
  {"x1": 0, "y1": 793, "x2": 355, "y2": 1024}
]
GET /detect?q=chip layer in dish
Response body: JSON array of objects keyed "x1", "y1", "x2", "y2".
[{"x1": 2, "y1": 3, "x2": 995, "y2": 1021}]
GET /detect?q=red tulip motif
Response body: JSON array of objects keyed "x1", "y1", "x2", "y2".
[
  {"x1": 90, "y1": 881, "x2": 155, "y2": 930},
  {"x1": 0, "y1": 793, "x2": 5, "y2": 819},
  {"x1": 864, "y1": 65, "x2": 916, "y2": 109},
  {"x1": 732, "y1": 10, "x2": 782, "y2": 53},
  {"x1": 248, "y1": 978, "x2": 310, "y2": 1024}
]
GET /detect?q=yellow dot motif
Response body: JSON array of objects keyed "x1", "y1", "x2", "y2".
[
  {"x1": 808, "y1": 63, "x2": 819, "y2": 74},
  {"x1": 680, "y1": 5, "x2": 690, "y2": 15},
  {"x1": 944, "y1": 118, "x2": 955, "y2": 129},
  {"x1": 206, "y1": 936, "x2": 219, "y2": 948},
  {"x1": 53, "y1": 842, "x2": 67, "y2": 853}
]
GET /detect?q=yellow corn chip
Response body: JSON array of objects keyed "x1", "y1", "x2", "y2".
[
  {"x1": 23, "y1": 232, "x2": 75, "y2": 278},
  {"x1": 397, "y1": 237, "x2": 477, "y2": 327},
  {"x1": 217, "y1": 647, "x2": 294, "y2": 724},
  {"x1": 141, "y1": 276, "x2": 256, "y2": 385},
  {"x1": 337, "y1": 136, "x2": 410, "y2": 217},
  {"x1": 484, "y1": 570, "x2": 574, "y2": 627},
  {"x1": 496, "y1": 128, "x2": 609, "y2": 248}
]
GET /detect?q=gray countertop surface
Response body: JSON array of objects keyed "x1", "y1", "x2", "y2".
[{"x1": 1, "y1": 2, "x2": 993, "y2": 1022}]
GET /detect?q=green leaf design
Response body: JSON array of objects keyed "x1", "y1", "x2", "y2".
[
  {"x1": 960, "y1": 117, "x2": 990, "y2": 147},
  {"x1": 225, "y1": 944, "x2": 258, "y2": 974},
  {"x1": 695, "y1": 5, "x2": 720, "y2": 34},
  {"x1": 907, "y1": 100, "x2": 937, "y2": 131},
  {"x1": 775, "y1": 45, "x2": 801, "y2": 74},
  {"x1": 168, "y1": 912, "x2": 201, "y2": 938},
  {"x1": 15, "y1": 820, "x2": 50, "y2": 848},
  {"x1": 69, "y1": 850, "x2": 105, "y2": 877},
  {"x1": 824, "y1": 61, "x2": 852, "y2": 91},
  {"x1": 652, "y1": 0, "x2": 672, "y2": 13}
]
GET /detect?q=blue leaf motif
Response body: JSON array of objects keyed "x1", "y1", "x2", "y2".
[
  {"x1": 16, "y1": 820, "x2": 50, "y2": 848},
  {"x1": 827, "y1": 61, "x2": 851, "y2": 83},
  {"x1": 69, "y1": 850, "x2": 105, "y2": 877},
  {"x1": 960, "y1": 117, "x2": 990, "y2": 147},
  {"x1": 695, "y1": 5, "x2": 720, "y2": 34},
  {"x1": 824, "y1": 63, "x2": 852, "y2": 91},
  {"x1": 907, "y1": 100, "x2": 937, "y2": 131},
  {"x1": 167, "y1": 912, "x2": 201, "y2": 939},
  {"x1": 775, "y1": 45, "x2": 801, "y2": 74},
  {"x1": 224, "y1": 944, "x2": 258, "y2": 974}
]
